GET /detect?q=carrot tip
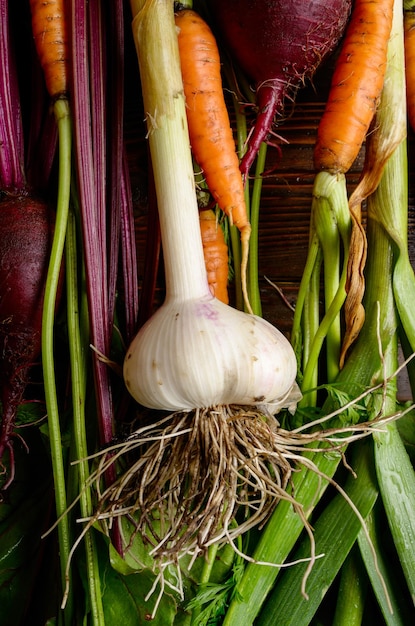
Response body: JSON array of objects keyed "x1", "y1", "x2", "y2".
[{"x1": 240, "y1": 224, "x2": 253, "y2": 314}]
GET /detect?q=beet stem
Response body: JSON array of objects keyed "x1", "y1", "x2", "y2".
[{"x1": 0, "y1": 0, "x2": 26, "y2": 190}]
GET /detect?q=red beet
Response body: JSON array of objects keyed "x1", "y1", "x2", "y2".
[
  {"x1": 208, "y1": 0, "x2": 352, "y2": 176},
  {"x1": 0, "y1": 194, "x2": 53, "y2": 490}
]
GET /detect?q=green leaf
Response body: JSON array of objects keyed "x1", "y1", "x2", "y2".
[
  {"x1": 0, "y1": 432, "x2": 54, "y2": 625},
  {"x1": 100, "y1": 557, "x2": 186, "y2": 625},
  {"x1": 395, "y1": 404, "x2": 415, "y2": 464},
  {"x1": 373, "y1": 421, "x2": 415, "y2": 603},
  {"x1": 332, "y1": 547, "x2": 367, "y2": 626},
  {"x1": 358, "y1": 501, "x2": 414, "y2": 625},
  {"x1": 14, "y1": 400, "x2": 46, "y2": 426}
]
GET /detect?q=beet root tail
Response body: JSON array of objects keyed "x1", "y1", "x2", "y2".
[
  {"x1": 239, "y1": 83, "x2": 284, "y2": 178},
  {"x1": 0, "y1": 384, "x2": 24, "y2": 492}
]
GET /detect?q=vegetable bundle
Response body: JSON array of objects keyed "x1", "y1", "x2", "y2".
[{"x1": 1, "y1": 0, "x2": 415, "y2": 624}]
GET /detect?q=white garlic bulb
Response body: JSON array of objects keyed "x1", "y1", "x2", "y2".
[{"x1": 124, "y1": 293, "x2": 298, "y2": 411}]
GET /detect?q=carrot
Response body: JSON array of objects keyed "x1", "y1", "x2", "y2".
[
  {"x1": 29, "y1": 0, "x2": 69, "y2": 99},
  {"x1": 175, "y1": 8, "x2": 251, "y2": 309},
  {"x1": 199, "y1": 208, "x2": 229, "y2": 304},
  {"x1": 404, "y1": 7, "x2": 415, "y2": 133},
  {"x1": 313, "y1": 0, "x2": 394, "y2": 174}
]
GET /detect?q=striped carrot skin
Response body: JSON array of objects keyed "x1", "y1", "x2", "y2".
[
  {"x1": 199, "y1": 208, "x2": 229, "y2": 304},
  {"x1": 313, "y1": 0, "x2": 394, "y2": 174},
  {"x1": 175, "y1": 7, "x2": 251, "y2": 309},
  {"x1": 29, "y1": 0, "x2": 69, "y2": 99}
]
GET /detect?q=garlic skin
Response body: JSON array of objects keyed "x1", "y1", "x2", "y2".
[{"x1": 123, "y1": 293, "x2": 298, "y2": 411}]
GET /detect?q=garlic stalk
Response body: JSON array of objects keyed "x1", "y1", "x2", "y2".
[{"x1": 124, "y1": 0, "x2": 298, "y2": 412}]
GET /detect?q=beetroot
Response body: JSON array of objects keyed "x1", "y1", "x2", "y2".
[
  {"x1": 0, "y1": 195, "x2": 53, "y2": 490},
  {"x1": 208, "y1": 0, "x2": 352, "y2": 177}
]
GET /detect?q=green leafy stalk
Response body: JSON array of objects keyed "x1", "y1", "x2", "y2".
[
  {"x1": 223, "y1": 59, "x2": 266, "y2": 315},
  {"x1": 65, "y1": 208, "x2": 105, "y2": 624},
  {"x1": 332, "y1": 548, "x2": 368, "y2": 626},
  {"x1": 255, "y1": 439, "x2": 379, "y2": 626},
  {"x1": 41, "y1": 99, "x2": 73, "y2": 622},
  {"x1": 374, "y1": 419, "x2": 415, "y2": 603},
  {"x1": 294, "y1": 172, "x2": 351, "y2": 400},
  {"x1": 360, "y1": 0, "x2": 415, "y2": 604},
  {"x1": 230, "y1": 91, "x2": 249, "y2": 311},
  {"x1": 247, "y1": 141, "x2": 267, "y2": 316},
  {"x1": 358, "y1": 503, "x2": 414, "y2": 625},
  {"x1": 221, "y1": 191, "x2": 397, "y2": 626}
]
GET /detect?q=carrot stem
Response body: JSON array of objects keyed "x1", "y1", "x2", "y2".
[
  {"x1": 308, "y1": 173, "x2": 351, "y2": 384},
  {"x1": 226, "y1": 65, "x2": 248, "y2": 311},
  {"x1": 291, "y1": 232, "x2": 322, "y2": 406},
  {"x1": 247, "y1": 141, "x2": 267, "y2": 316},
  {"x1": 189, "y1": 543, "x2": 220, "y2": 625},
  {"x1": 300, "y1": 251, "x2": 322, "y2": 405}
]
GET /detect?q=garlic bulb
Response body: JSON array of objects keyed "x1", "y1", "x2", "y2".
[
  {"x1": 124, "y1": 0, "x2": 298, "y2": 413},
  {"x1": 124, "y1": 293, "x2": 297, "y2": 411}
]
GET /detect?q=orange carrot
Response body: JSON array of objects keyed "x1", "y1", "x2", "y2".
[
  {"x1": 404, "y1": 8, "x2": 415, "y2": 133},
  {"x1": 313, "y1": 0, "x2": 394, "y2": 174},
  {"x1": 29, "y1": 0, "x2": 69, "y2": 99},
  {"x1": 199, "y1": 208, "x2": 229, "y2": 304},
  {"x1": 175, "y1": 8, "x2": 251, "y2": 307}
]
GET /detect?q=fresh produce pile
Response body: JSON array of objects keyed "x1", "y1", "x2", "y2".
[{"x1": 1, "y1": 1, "x2": 415, "y2": 625}]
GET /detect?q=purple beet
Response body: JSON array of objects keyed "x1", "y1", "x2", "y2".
[
  {"x1": 0, "y1": 194, "x2": 53, "y2": 490},
  {"x1": 208, "y1": 0, "x2": 352, "y2": 176}
]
